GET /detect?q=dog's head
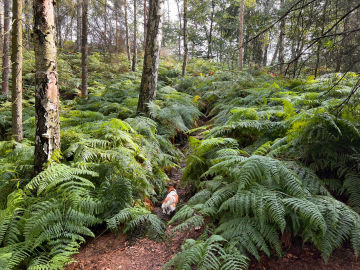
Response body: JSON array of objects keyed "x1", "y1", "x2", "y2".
[{"x1": 168, "y1": 186, "x2": 176, "y2": 193}]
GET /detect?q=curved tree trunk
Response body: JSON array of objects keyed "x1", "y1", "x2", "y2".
[
  {"x1": 132, "y1": 0, "x2": 137, "y2": 71},
  {"x1": 33, "y1": 0, "x2": 61, "y2": 175},
  {"x1": 182, "y1": 0, "x2": 188, "y2": 76},
  {"x1": 81, "y1": 0, "x2": 88, "y2": 97},
  {"x1": 137, "y1": 0, "x2": 165, "y2": 114},
  {"x1": 12, "y1": 0, "x2": 23, "y2": 142},
  {"x1": 238, "y1": 0, "x2": 245, "y2": 70},
  {"x1": 2, "y1": 0, "x2": 10, "y2": 96}
]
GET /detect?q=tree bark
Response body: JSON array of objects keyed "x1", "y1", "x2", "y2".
[
  {"x1": 143, "y1": 0, "x2": 147, "y2": 48},
  {"x1": 137, "y1": 0, "x2": 165, "y2": 114},
  {"x1": 182, "y1": 0, "x2": 188, "y2": 76},
  {"x1": 81, "y1": 0, "x2": 88, "y2": 97},
  {"x1": 77, "y1": 0, "x2": 82, "y2": 52},
  {"x1": 207, "y1": 0, "x2": 215, "y2": 59},
  {"x1": 115, "y1": 0, "x2": 120, "y2": 54},
  {"x1": 278, "y1": 0, "x2": 286, "y2": 74},
  {"x1": 0, "y1": 2, "x2": 3, "y2": 51},
  {"x1": 238, "y1": 0, "x2": 245, "y2": 70},
  {"x1": 11, "y1": 0, "x2": 23, "y2": 142},
  {"x1": 2, "y1": 0, "x2": 10, "y2": 96},
  {"x1": 33, "y1": 0, "x2": 61, "y2": 175},
  {"x1": 124, "y1": 0, "x2": 131, "y2": 61},
  {"x1": 132, "y1": 0, "x2": 137, "y2": 71},
  {"x1": 24, "y1": 0, "x2": 31, "y2": 48}
]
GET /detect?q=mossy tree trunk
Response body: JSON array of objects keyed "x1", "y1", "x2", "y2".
[
  {"x1": 131, "y1": 0, "x2": 137, "y2": 72},
  {"x1": 11, "y1": 0, "x2": 23, "y2": 142},
  {"x1": 33, "y1": 0, "x2": 61, "y2": 175},
  {"x1": 278, "y1": 0, "x2": 286, "y2": 74},
  {"x1": 2, "y1": 0, "x2": 10, "y2": 96},
  {"x1": 137, "y1": 0, "x2": 165, "y2": 115},
  {"x1": 81, "y1": 0, "x2": 88, "y2": 97}
]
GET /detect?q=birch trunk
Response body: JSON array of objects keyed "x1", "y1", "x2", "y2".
[
  {"x1": 11, "y1": 0, "x2": 23, "y2": 142},
  {"x1": 33, "y1": 0, "x2": 61, "y2": 174},
  {"x1": 2, "y1": 0, "x2": 10, "y2": 95},
  {"x1": 137, "y1": 0, "x2": 165, "y2": 114}
]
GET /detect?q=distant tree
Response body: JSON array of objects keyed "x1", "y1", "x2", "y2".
[
  {"x1": 124, "y1": 0, "x2": 131, "y2": 61},
  {"x1": 81, "y1": 0, "x2": 89, "y2": 97},
  {"x1": 182, "y1": 0, "x2": 188, "y2": 76},
  {"x1": 77, "y1": 0, "x2": 82, "y2": 52},
  {"x1": 132, "y1": 0, "x2": 137, "y2": 71},
  {"x1": 238, "y1": 0, "x2": 245, "y2": 70},
  {"x1": 33, "y1": 0, "x2": 61, "y2": 174},
  {"x1": 2, "y1": 0, "x2": 10, "y2": 96},
  {"x1": 137, "y1": 0, "x2": 165, "y2": 114}
]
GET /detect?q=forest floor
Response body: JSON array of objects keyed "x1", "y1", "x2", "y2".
[{"x1": 65, "y1": 119, "x2": 360, "y2": 270}]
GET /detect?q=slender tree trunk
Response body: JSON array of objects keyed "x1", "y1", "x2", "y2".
[
  {"x1": 132, "y1": 0, "x2": 137, "y2": 71},
  {"x1": 0, "y1": 3, "x2": 3, "y2": 51},
  {"x1": 335, "y1": 15, "x2": 350, "y2": 72},
  {"x1": 278, "y1": 0, "x2": 286, "y2": 74},
  {"x1": 263, "y1": 43, "x2": 269, "y2": 66},
  {"x1": 33, "y1": 0, "x2": 61, "y2": 175},
  {"x1": 143, "y1": 0, "x2": 147, "y2": 48},
  {"x1": 182, "y1": 0, "x2": 188, "y2": 76},
  {"x1": 81, "y1": 0, "x2": 88, "y2": 97},
  {"x1": 2, "y1": 0, "x2": 10, "y2": 95},
  {"x1": 104, "y1": 0, "x2": 107, "y2": 56},
  {"x1": 175, "y1": 0, "x2": 181, "y2": 58},
  {"x1": 11, "y1": 0, "x2": 23, "y2": 142},
  {"x1": 271, "y1": 38, "x2": 279, "y2": 66},
  {"x1": 137, "y1": 0, "x2": 165, "y2": 114},
  {"x1": 314, "y1": 0, "x2": 328, "y2": 77},
  {"x1": 238, "y1": 0, "x2": 245, "y2": 70},
  {"x1": 115, "y1": 0, "x2": 120, "y2": 54},
  {"x1": 77, "y1": 0, "x2": 82, "y2": 52},
  {"x1": 124, "y1": 0, "x2": 131, "y2": 61},
  {"x1": 24, "y1": 0, "x2": 31, "y2": 48},
  {"x1": 207, "y1": 0, "x2": 215, "y2": 59}
]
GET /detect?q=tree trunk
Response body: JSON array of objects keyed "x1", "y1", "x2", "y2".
[
  {"x1": 238, "y1": 0, "x2": 245, "y2": 70},
  {"x1": 2, "y1": 0, "x2": 10, "y2": 96},
  {"x1": 33, "y1": 0, "x2": 61, "y2": 175},
  {"x1": 207, "y1": 0, "x2": 215, "y2": 59},
  {"x1": 77, "y1": 0, "x2": 82, "y2": 52},
  {"x1": 175, "y1": 0, "x2": 181, "y2": 57},
  {"x1": 104, "y1": 0, "x2": 107, "y2": 56},
  {"x1": 182, "y1": 0, "x2": 188, "y2": 76},
  {"x1": 124, "y1": 0, "x2": 131, "y2": 61},
  {"x1": 270, "y1": 38, "x2": 279, "y2": 66},
  {"x1": 81, "y1": 0, "x2": 88, "y2": 97},
  {"x1": 143, "y1": 0, "x2": 147, "y2": 48},
  {"x1": 278, "y1": 0, "x2": 286, "y2": 74},
  {"x1": 115, "y1": 0, "x2": 120, "y2": 54},
  {"x1": 11, "y1": 0, "x2": 23, "y2": 142},
  {"x1": 24, "y1": 0, "x2": 31, "y2": 48},
  {"x1": 132, "y1": 0, "x2": 137, "y2": 71},
  {"x1": 137, "y1": 0, "x2": 165, "y2": 114},
  {"x1": 0, "y1": 3, "x2": 3, "y2": 51}
]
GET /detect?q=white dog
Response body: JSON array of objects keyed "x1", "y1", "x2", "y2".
[{"x1": 161, "y1": 186, "x2": 178, "y2": 215}]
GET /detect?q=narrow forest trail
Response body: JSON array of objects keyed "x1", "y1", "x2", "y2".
[{"x1": 65, "y1": 123, "x2": 208, "y2": 270}]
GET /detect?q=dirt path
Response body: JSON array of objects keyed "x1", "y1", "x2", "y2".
[{"x1": 65, "y1": 129, "x2": 205, "y2": 270}]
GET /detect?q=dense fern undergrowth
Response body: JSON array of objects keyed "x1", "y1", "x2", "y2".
[{"x1": 1, "y1": 51, "x2": 360, "y2": 269}]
